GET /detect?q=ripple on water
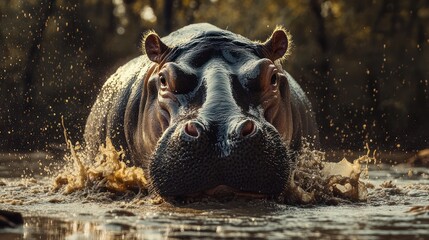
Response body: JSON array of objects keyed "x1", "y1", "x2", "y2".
[{"x1": 0, "y1": 140, "x2": 428, "y2": 239}]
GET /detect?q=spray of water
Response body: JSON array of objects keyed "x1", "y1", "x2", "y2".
[
  {"x1": 53, "y1": 118, "x2": 148, "y2": 196},
  {"x1": 283, "y1": 142, "x2": 375, "y2": 204},
  {"x1": 53, "y1": 120, "x2": 375, "y2": 204}
]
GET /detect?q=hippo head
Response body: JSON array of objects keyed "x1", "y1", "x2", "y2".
[{"x1": 140, "y1": 24, "x2": 297, "y2": 199}]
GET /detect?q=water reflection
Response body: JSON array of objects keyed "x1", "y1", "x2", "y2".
[
  {"x1": 3, "y1": 200, "x2": 427, "y2": 239},
  {"x1": 0, "y1": 154, "x2": 428, "y2": 239}
]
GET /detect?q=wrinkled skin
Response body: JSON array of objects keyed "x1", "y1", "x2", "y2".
[{"x1": 85, "y1": 23, "x2": 319, "y2": 199}]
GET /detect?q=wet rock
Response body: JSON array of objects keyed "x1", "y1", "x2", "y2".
[
  {"x1": 407, "y1": 149, "x2": 429, "y2": 167},
  {"x1": 0, "y1": 210, "x2": 24, "y2": 228}
]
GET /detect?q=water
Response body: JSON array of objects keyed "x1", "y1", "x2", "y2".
[{"x1": 0, "y1": 151, "x2": 429, "y2": 239}]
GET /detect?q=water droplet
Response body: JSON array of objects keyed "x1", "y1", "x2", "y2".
[
  {"x1": 140, "y1": 6, "x2": 157, "y2": 23},
  {"x1": 116, "y1": 26, "x2": 125, "y2": 35}
]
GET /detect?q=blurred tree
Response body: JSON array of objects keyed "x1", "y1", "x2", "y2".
[
  {"x1": 22, "y1": 0, "x2": 55, "y2": 114},
  {"x1": 0, "y1": 0, "x2": 428, "y2": 152},
  {"x1": 163, "y1": 0, "x2": 173, "y2": 32},
  {"x1": 309, "y1": 0, "x2": 336, "y2": 147}
]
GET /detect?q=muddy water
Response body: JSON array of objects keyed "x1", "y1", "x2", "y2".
[{"x1": 0, "y1": 151, "x2": 429, "y2": 239}]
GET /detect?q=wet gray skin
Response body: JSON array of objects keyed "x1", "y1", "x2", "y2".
[{"x1": 84, "y1": 23, "x2": 319, "y2": 199}]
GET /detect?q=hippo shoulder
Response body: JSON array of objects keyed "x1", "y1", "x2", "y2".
[{"x1": 84, "y1": 56, "x2": 150, "y2": 157}]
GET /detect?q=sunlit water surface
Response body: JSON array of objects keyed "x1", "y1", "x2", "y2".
[{"x1": 0, "y1": 151, "x2": 428, "y2": 239}]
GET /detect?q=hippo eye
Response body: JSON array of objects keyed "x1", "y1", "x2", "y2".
[
  {"x1": 159, "y1": 75, "x2": 167, "y2": 87},
  {"x1": 270, "y1": 73, "x2": 278, "y2": 86}
]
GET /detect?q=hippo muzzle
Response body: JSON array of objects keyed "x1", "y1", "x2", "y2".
[
  {"x1": 150, "y1": 117, "x2": 291, "y2": 197},
  {"x1": 84, "y1": 23, "x2": 319, "y2": 201}
]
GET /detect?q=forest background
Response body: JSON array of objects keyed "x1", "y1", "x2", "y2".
[{"x1": 1, "y1": 0, "x2": 428, "y2": 154}]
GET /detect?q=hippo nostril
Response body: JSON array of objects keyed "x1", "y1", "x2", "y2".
[
  {"x1": 238, "y1": 120, "x2": 256, "y2": 138},
  {"x1": 184, "y1": 121, "x2": 201, "y2": 138}
]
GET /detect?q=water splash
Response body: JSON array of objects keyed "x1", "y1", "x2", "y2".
[
  {"x1": 53, "y1": 138, "x2": 148, "y2": 194},
  {"x1": 53, "y1": 118, "x2": 148, "y2": 195},
  {"x1": 282, "y1": 142, "x2": 375, "y2": 204},
  {"x1": 52, "y1": 126, "x2": 374, "y2": 205}
]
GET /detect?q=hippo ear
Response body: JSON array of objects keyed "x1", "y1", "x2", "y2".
[
  {"x1": 143, "y1": 32, "x2": 170, "y2": 63},
  {"x1": 261, "y1": 27, "x2": 290, "y2": 61}
]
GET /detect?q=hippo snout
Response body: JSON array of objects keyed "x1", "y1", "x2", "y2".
[
  {"x1": 149, "y1": 119, "x2": 291, "y2": 198},
  {"x1": 182, "y1": 119, "x2": 257, "y2": 141}
]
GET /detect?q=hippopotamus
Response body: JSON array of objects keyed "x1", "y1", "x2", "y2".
[{"x1": 84, "y1": 23, "x2": 319, "y2": 199}]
